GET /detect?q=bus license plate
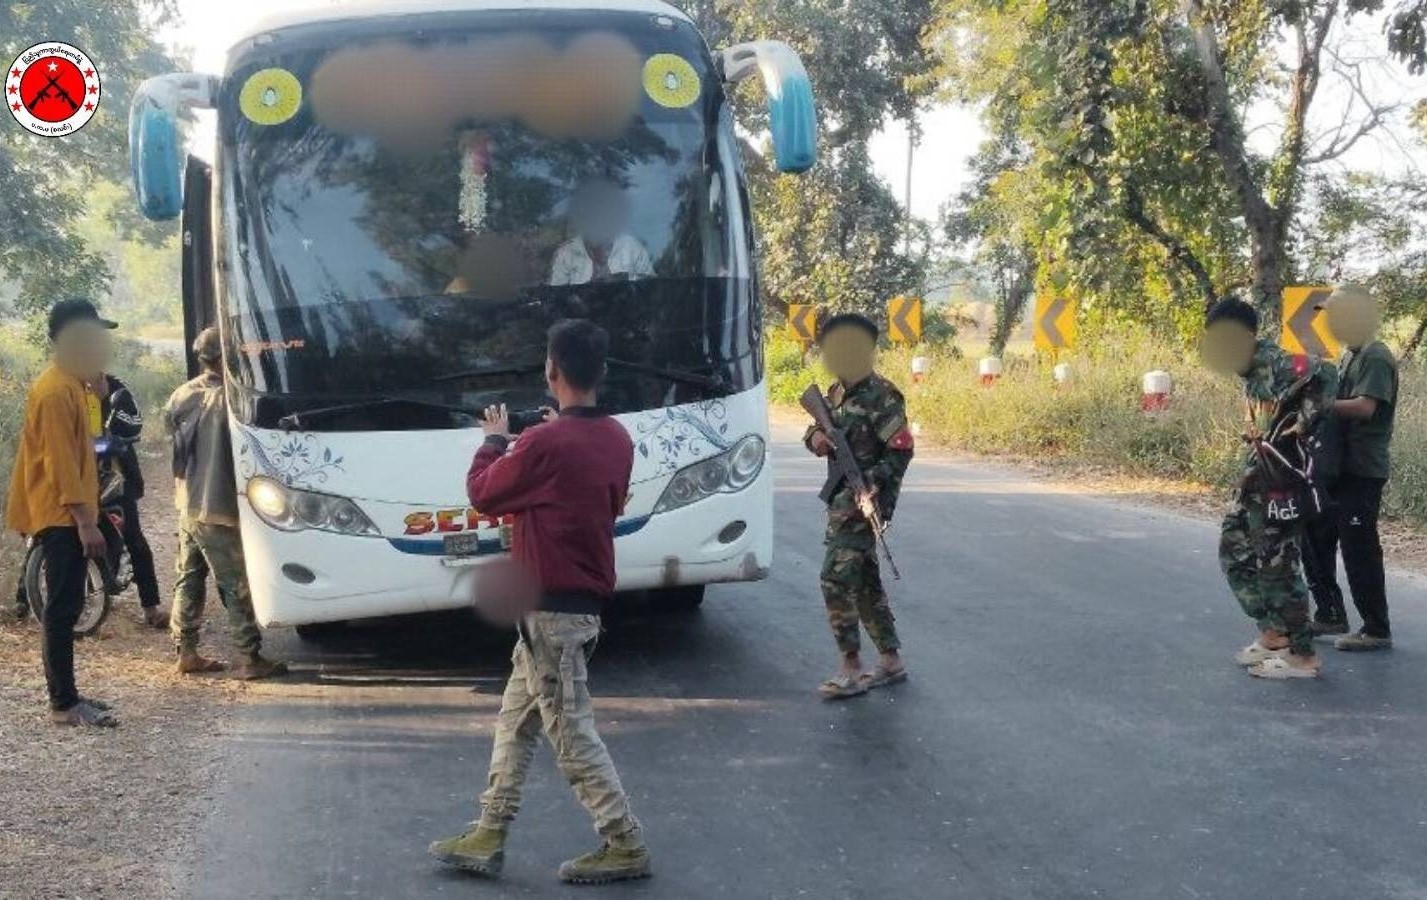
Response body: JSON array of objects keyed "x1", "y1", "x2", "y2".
[{"x1": 443, "y1": 533, "x2": 483, "y2": 557}]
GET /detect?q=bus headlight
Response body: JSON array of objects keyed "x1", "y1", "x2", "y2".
[
  {"x1": 245, "y1": 475, "x2": 380, "y2": 537},
  {"x1": 653, "y1": 434, "x2": 766, "y2": 514}
]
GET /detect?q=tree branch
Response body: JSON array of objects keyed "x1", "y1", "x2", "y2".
[
  {"x1": 1304, "y1": 50, "x2": 1400, "y2": 164},
  {"x1": 1270, "y1": 1, "x2": 1338, "y2": 214},
  {"x1": 1121, "y1": 185, "x2": 1218, "y2": 309}
]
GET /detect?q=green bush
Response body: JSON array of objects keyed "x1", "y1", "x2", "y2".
[{"x1": 764, "y1": 328, "x2": 1427, "y2": 528}]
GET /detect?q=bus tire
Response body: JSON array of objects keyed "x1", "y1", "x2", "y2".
[
  {"x1": 295, "y1": 622, "x2": 345, "y2": 641},
  {"x1": 651, "y1": 585, "x2": 705, "y2": 611}
]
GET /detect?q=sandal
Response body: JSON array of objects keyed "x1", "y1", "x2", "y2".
[
  {"x1": 1248, "y1": 656, "x2": 1321, "y2": 680},
  {"x1": 818, "y1": 672, "x2": 869, "y2": 700},
  {"x1": 859, "y1": 666, "x2": 908, "y2": 690},
  {"x1": 1234, "y1": 641, "x2": 1287, "y2": 667}
]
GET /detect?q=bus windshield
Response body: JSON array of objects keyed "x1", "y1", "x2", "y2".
[{"x1": 218, "y1": 13, "x2": 758, "y2": 431}]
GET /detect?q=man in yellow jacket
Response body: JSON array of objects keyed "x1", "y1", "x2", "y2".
[{"x1": 4, "y1": 299, "x2": 119, "y2": 727}]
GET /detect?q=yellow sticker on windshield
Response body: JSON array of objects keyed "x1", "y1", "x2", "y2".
[
  {"x1": 642, "y1": 54, "x2": 700, "y2": 108},
  {"x1": 240, "y1": 68, "x2": 303, "y2": 125}
]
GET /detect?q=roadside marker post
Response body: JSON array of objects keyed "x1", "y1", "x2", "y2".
[
  {"x1": 978, "y1": 356, "x2": 1002, "y2": 386},
  {"x1": 1142, "y1": 370, "x2": 1172, "y2": 413},
  {"x1": 911, "y1": 355, "x2": 929, "y2": 384}
]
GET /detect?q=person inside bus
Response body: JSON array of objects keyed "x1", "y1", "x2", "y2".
[
  {"x1": 163, "y1": 328, "x2": 287, "y2": 680},
  {"x1": 5, "y1": 299, "x2": 120, "y2": 727},
  {"x1": 429, "y1": 320, "x2": 650, "y2": 885},
  {"x1": 548, "y1": 177, "x2": 653, "y2": 285}
]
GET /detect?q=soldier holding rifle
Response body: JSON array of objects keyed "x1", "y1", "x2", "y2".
[{"x1": 801, "y1": 313, "x2": 915, "y2": 700}]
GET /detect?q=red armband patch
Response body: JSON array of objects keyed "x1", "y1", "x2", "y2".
[
  {"x1": 887, "y1": 427, "x2": 915, "y2": 451},
  {"x1": 1291, "y1": 354, "x2": 1310, "y2": 378}
]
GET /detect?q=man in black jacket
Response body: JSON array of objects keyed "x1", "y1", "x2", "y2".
[{"x1": 95, "y1": 372, "x2": 166, "y2": 628}]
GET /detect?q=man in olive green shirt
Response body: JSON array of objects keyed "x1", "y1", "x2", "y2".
[{"x1": 1304, "y1": 285, "x2": 1397, "y2": 651}]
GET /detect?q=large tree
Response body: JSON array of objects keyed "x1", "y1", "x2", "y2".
[
  {"x1": 0, "y1": 1, "x2": 180, "y2": 321},
  {"x1": 932, "y1": 0, "x2": 1405, "y2": 338}
]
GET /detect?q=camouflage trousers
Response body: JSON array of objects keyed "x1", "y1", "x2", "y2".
[
  {"x1": 1219, "y1": 490, "x2": 1313, "y2": 656},
  {"x1": 821, "y1": 514, "x2": 900, "y2": 656},
  {"x1": 479, "y1": 612, "x2": 640, "y2": 841},
  {"x1": 172, "y1": 514, "x2": 262, "y2": 656}
]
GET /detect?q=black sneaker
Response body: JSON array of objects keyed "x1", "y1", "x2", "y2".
[{"x1": 1310, "y1": 619, "x2": 1349, "y2": 636}]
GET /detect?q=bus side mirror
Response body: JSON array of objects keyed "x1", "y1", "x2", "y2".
[
  {"x1": 129, "y1": 73, "x2": 219, "y2": 221},
  {"x1": 720, "y1": 41, "x2": 817, "y2": 174}
]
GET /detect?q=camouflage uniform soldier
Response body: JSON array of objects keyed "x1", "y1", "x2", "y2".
[
  {"x1": 803, "y1": 313, "x2": 915, "y2": 699},
  {"x1": 1203, "y1": 297, "x2": 1336, "y2": 680}
]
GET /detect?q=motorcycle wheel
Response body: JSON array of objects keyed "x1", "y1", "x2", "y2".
[{"x1": 23, "y1": 545, "x2": 114, "y2": 638}]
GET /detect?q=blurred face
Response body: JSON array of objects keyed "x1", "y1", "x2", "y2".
[
  {"x1": 53, "y1": 320, "x2": 112, "y2": 381},
  {"x1": 1199, "y1": 320, "x2": 1256, "y2": 376},
  {"x1": 572, "y1": 182, "x2": 627, "y2": 246},
  {"x1": 820, "y1": 325, "x2": 876, "y2": 384},
  {"x1": 1325, "y1": 289, "x2": 1380, "y2": 349}
]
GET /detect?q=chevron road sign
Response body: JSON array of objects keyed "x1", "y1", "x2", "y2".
[
  {"x1": 788, "y1": 304, "x2": 818, "y2": 346},
  {"x1": 1280, "y1": 286, "x2": 1341, "y2": 359},
  {"x1": 887, "y1": 296, "x2": 922, "y2": 344},
  {"x1": 1033, "y1": 296, "x2": 1076, "y2": 352}
]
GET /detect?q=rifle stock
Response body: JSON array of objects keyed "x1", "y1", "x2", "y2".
[{"x1": 800, "y1": 383, "x2": 901, "y2": 580}]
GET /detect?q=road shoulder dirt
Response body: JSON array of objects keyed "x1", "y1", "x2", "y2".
[{"x1": 0, "y1": 448, "x2": 252, "y2": 900}]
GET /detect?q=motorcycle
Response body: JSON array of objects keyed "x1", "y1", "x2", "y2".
[{"x1": 20, "y1": 434, "x2": 134, "y2": 637}]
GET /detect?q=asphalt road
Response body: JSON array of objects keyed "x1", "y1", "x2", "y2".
[{"x1": 184, "y1": 430, "x2": 1427, "y2": 900}]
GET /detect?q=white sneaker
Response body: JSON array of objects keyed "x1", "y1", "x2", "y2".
[
  {"x1": 1235, "y1": 641, "x2": 1288, "y2": 667},
  {"x1": 1248, "y1": 656, "x2": 1321, "y2": 679}
]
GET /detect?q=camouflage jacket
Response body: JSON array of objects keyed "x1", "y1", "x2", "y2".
[
  {"x1": 1238, "y1": 338, "x2": 1337, "y2": 477},
  {"x1": 803, "y1": 373, "x2": 915, "y2": 521}
]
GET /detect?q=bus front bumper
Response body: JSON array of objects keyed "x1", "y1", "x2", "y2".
[{"x1": 239, "y1": 469, "x2": 773, "y2": 628}]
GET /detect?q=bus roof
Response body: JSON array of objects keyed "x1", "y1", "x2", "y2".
[{"x1": 230, "y1": 0, "x2": 694, "y2": 52}]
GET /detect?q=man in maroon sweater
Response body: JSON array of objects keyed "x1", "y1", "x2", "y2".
[{"x1": 429, "y1": 320, "x2": 649, "y2": 885}]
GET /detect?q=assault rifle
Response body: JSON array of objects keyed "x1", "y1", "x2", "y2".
[{"x1": 800, "y1": 383, "x2": 901, "y2": 580}]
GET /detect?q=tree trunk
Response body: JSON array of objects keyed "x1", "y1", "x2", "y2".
[
  {"x1": 988, "y1": 257, "x2": 1035, "y2": 356},
  {"x1": 1249, "y1": 226, "x2": 1286, "y2": 332}
]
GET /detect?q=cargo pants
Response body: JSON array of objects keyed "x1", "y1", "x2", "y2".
[
  {"x1": 1219, "y1": 489, "x2": 1313, "y2": 656},
  {"x1": 821, "y1": 514, "x2": 900, "y2": 656},
  {"x1": 479, "y1": 612, "x2": 641, "y2": 842},
  {"x1": 171, "y1": 513, "x2": 262, "y2": 656}
]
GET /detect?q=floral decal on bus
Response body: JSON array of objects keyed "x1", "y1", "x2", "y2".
[
  {"x1": 236, "y1": 426, "x2": 346, "y2": 488},
  {"x1": 632, "y1": 400, "x2": 731, "y2": 474}
]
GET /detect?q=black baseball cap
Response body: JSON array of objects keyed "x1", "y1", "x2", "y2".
[{"x1": 48, "y1": 298, "x2": 118, "y2": 341}]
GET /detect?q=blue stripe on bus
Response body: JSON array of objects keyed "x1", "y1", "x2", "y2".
[{"x1": 386, "y1": 515, "x2": 651, "y2": 556}]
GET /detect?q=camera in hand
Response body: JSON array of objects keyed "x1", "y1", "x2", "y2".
[{"x1": 508, "y1": 408, "x2": 549, "y2": 434}]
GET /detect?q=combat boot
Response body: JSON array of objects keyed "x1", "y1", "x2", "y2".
[
  {"x1": 428, "y1": 823, "x2": 507, "y2": 876},
  {"x1": 558, "y1": 838, "x2": 652, "y2": 885}
]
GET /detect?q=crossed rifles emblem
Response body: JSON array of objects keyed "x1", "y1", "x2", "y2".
[{"x1": 28, "y1": 68, "x2": 80, "y2": 113}]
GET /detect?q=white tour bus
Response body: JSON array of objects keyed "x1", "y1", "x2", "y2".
[{"x1": 128, "y1": 0, "x2": 817, "y2": 633}]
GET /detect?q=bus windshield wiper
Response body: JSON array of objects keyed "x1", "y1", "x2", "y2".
[
  {"x1": 606, "y1": 358, "x2": 727, "y2": 391},
  {"x1": 277, "y1": 397, "x2": 477, "y2": 431},
  {"x1": 431, "y1": 363, "x2": 546, "y2": 384}
]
